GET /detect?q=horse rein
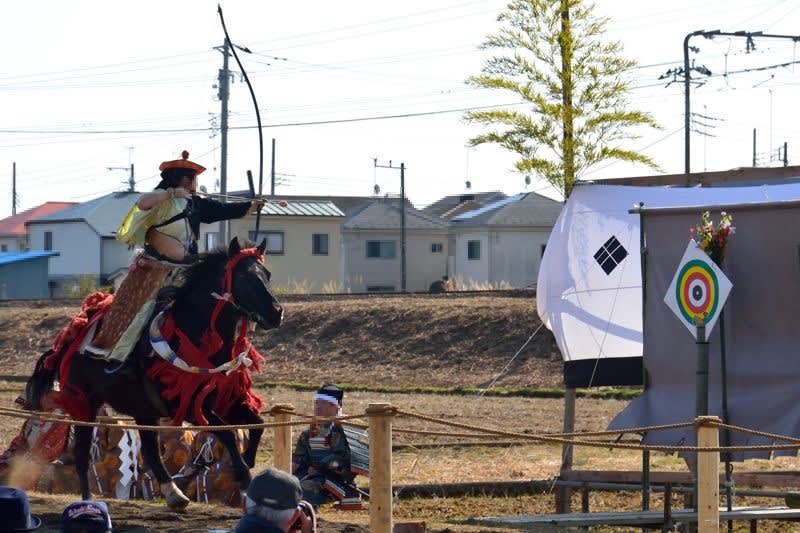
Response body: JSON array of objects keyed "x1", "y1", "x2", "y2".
[
  {"x1": 210, "y1": 247, "x2": 270, "y2": 327},
  {"x1": 147, "y1": 247, "x2": 268, "y2": 376}
]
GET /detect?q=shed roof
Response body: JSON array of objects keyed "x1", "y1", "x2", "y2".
[
  {"x1": 0, "y1": 202, "x2": 77, "y2": 236},
  {"x1": 260, "y1": 200, "x2": 344, "y2": 217},
  {"x1": 226, "y1": 191, "x2": 377, "y2": 216},
  {"x1": 0, "y1": 251, "x2": 60, "y2": 266}
]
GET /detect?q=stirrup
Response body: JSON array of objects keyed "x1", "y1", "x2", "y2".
[
  {"x1": 84, "y1": 344, "x2": 109, "y2": 359},
  {"x1": 104, "y1": 360, "x2": 127, "y2": 374}
]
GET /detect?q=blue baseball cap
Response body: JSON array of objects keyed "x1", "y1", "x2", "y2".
[
  {"x1": 0, "y1": 486, "x2": 41, "y2": 531},
  {"x1": 60, "y1": 500, "x2": 112, "y2": 533}
]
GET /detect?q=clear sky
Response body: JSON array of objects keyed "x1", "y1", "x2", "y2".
[{"x1": 2, "y1": 0, "x2": 800, "y2": 219}]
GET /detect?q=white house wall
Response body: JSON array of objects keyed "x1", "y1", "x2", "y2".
[
  {"x1": 488, "y1": 228, "x2": 550, "y2": 287},
  {"x1": 342, "y1": 229, "x2": 448, "y2": 292},
  {"x1": 222, "y1": 216, "x2": 343, "y2": 293},
  {"x1": 0, "y1": 236, "x2": 25, "y2": 252},
  {"x1": 28, "y1": 222, "x2": 101, "y2": 276},
  {"x1": 453, "y1": 231, "x2": 489, "y2": 287},
  {"x1": 101, "y1": 237, "x2": 134, "y2": 278}
]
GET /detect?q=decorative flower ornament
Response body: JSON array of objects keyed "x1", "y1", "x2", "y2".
[{"x1": 689, "y1": 210, "x2": 734, "y2": 265}]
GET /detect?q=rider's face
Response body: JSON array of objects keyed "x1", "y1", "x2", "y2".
[{"x1": 178, "y1": 174, "x2": 197, "y2": 192}]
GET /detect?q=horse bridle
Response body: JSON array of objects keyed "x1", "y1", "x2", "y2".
[{"x1": 210, "y1": 247, "x2": 275, "y2": 328}]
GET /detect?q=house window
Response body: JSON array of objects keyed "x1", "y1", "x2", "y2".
[
  {"x1": 366, "y1": 285, "x2": 395, "y2": 293},
  {"x1": 431, "y1": 243, "x2": 443, "y2": 253},
  {"x1": 0, "y1": 244, "x2": 6, "y2": 252},
  {"x1": 249, "y1": 231, "x2": 284, "y2": 254},
  {"x1": 467, "y1": 240, "x2": 481, "y2": 260},
  {"x1": 366, "y1": 240, "x2": 396, "y2": 259},
  {"x1": 205, "y1": 232, "x2": 219, "y2": 252},
  {"x1": 44, "y1": 231, "x2": 53, "y2": 251},
  {"x1": 312, "y1": 234, "x2": 329, "y2": 255}
]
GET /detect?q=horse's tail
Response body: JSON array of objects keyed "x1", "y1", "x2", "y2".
[{"x1": 25, "y1": 349, "x2": 57, "y2": 411}]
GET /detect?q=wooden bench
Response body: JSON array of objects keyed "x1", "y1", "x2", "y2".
[
  {"x1": 323, "y1": 424, "x2": 369, "y2": 510},
  {"x1": 467, "y1": 506, "x2": 800, "y2": 530},
  {"x1": 343, "y1": 424, "x2": 369, "y2": 476}
]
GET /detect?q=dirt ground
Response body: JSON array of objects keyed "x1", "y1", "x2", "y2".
[
  {"x1": 1, "y1": 295, "x2": 796, "y2": 532},
  {"x1": 0, "y1": 293, "x2": 562, "y2": 389}
]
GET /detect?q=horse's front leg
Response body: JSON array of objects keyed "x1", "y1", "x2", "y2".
[
  {"x1": 74, "y1": 424, "x2": 93, "y2": 500},
  {"x1": 207, "y1": 412, "x2": 252, "y2": 490},
  {"x1": 226, "y1": 403, "x2": 264, "y2": 469},
  {"x1": 136, "y1": 417, "x2": 190, "y2": 511}
]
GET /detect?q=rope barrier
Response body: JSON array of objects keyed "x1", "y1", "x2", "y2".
[{"x1": 4, "y1": 400, "x2": 800, "y2": 454}]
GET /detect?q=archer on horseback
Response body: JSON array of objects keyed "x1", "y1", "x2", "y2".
[{"x1": 86, "y1": 150, "x2": 263, "y2": 366}]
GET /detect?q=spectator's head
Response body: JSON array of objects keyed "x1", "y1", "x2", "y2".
[
  {"x1": 60, "y1": 500, "x2": 112, "y2": 533},
  {"x1": 313, "y1": 383, "x2": 343, "y2": 417},
  {"x1": 241, "y1": 468, "x2": 305, "y2": 531},
  {"x1": 0, "y1": 486, "x2": 41, "y2": 531}
]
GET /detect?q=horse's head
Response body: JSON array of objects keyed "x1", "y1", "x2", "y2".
[{"x1": 224, "y1": 237, "x2": 284, "y2": 330}]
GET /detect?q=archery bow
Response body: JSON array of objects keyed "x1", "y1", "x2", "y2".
[{"x1": 217, "y1": 4, "x2": 265, "y2": 234}]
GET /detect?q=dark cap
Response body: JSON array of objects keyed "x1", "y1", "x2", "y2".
[
  {"x1": 0, "y1": 486, "x2": 41, "y2": 531},
  {"x1": 315, "y1": 383, "x2": 343, "y2": 406},
  {"x1": 246, "y1": 468, "x2": 302, "y2": 510},
  {"x1": 60, "y1": 500, "x2": 112, "y2": 533}
]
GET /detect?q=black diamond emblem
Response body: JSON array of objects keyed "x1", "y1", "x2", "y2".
[{"x1": 594, "y1": 236, "x2": 628, "y2": 275}]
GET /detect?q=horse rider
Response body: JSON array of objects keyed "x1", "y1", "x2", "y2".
[{"x1": 86, "y1": 150, "x2": 263, "y2": 365}]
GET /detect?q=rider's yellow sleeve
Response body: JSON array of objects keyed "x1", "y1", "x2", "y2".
[{"x1": 115, "y1": 200, "x2": 175, "y2": 246}]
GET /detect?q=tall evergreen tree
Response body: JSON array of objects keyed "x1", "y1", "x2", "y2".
[{"x1": 465, "y1": 0, "x2": 659, "y2": 198}]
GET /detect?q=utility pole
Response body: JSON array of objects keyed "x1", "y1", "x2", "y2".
[
  {"x1": 12, "y1": 162, "x2": 16, "y2": 215},
  {"x1": 681, "y1": 30, "x2": 800, "y2": 174},
  {"x1": 752, "y1": 129, "x2": 757, "y2": 167},
  {"x1": 271, "y1": 138, "x2": 276, "y2": 195},
  {"x1": 107, "y1": 164, "x2": 134, "y2": 191},
  {"x1": 374, "y1": 159, "x2": 406, "y2": 292},
  {"x1": 217, "y1": 39, "x2": 231, "y2": 243}
]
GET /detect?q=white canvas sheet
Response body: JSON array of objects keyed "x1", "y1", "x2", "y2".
[{"x1": 537, "y1": 181, "x2": 800, "y2": 364}]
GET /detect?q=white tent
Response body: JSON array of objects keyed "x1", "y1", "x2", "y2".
[{"x1": 536, "y1": 181, "x2": 800, "y2": 387}]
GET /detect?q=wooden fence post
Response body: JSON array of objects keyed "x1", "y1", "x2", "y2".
[
  {"x1": 270, "y1": 403, "x2": 295, "y2": 473},
  {"x1": 367, "y1": 402, "x2": 395, "y2": 533},
  {"x1": 696, "y1": 416, "x2": 720, "y2": 533},
  {"x1": 556, "y1": 387, "x2": 576, "y2": 513}
]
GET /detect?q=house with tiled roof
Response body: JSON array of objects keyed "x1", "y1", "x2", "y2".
[
  {"x1": 449, "y1": 192, "x2": 563, "y2": 288},
  {"x1": 341, "y1": 198, "x2": 449, "y2": 292},
  {"x1": 26, "y1": 191, "x2": 140, "y2": 295},
  {"x1": 422, "y1": 191, "x2": 508, "y2": 220},
  {"x1": 0, "y1": 201, "x2": 76, "y2": 252}
]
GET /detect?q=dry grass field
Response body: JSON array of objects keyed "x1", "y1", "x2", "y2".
[{"x1": 0, "y1": 295, "x2": 798, "y2": 531}]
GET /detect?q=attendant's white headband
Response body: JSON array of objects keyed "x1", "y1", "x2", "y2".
[{"x1": 315, "y1": 393, "x2": 341, "y2": 406}]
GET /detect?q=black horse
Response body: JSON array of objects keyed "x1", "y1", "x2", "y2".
[{"x1": 25, "y1": 237, "x2": 283, "y2": 509}]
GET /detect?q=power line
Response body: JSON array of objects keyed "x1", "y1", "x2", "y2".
[{"x1": 0, "y1": 102, "x2": 530, "y2": 135}]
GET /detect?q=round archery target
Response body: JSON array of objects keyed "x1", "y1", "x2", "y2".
[{"x1": 675, "y1": 259, "x2": 719, "y2": 324}]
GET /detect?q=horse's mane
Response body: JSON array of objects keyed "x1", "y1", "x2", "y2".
[
  {"x1": 176, "y1": 240, "x2": 261, "y2": 297},
  {"x1": 177, "y1": 248, "x2": 229, "y2": 296}
]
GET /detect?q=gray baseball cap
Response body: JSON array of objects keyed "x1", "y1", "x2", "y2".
[{"x1": 246, "y1": 468, "x2": 302, "y2": 510}]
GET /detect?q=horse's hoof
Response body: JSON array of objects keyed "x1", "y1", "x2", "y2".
[
  {"x1": 162, "y1": 480, "x2": 191, "y2": 511},
  {"x1": 166, "y1": 490, "x2": 190, "y2": 511}
]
